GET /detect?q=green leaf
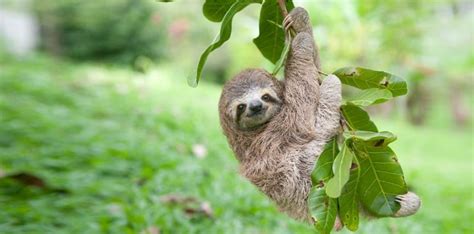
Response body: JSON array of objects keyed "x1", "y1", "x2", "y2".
[
  {"x1": 253, "y1": 0, "x2": 294, "y2": 64},
  {"x1": 202, "y1": 0, "x2": 237, "y2": 22},
  {"x1": 192, "y1": 0, "x2": 262, "y2": 86},
  {"x1": 309, "y1": 186, "x2": 338, "y2": 234},
  {"x1": 343, "y1": 130, "x2": 397, "y2": 147},
  {"x1": 347, "y1": 88, "x2": 393, "y2": 106},
  {"x1": 285, "y1": 0, "x2": 295, "y2": 10},
  {"x1": 326, "y1": 143, "x2": 354, "y2": 198},
  {"x1": 354, "y1": 142, "x2": 408, "y2": 217},
  {"x1": 341, "y1": 104, "x2": 378, "y2": 132},
  {"x1": 339, "y1": 153, "x2": 360, "y2": 231},
  {"x1": 334, "y1": 67, "x2": 408, "y2": 97},
  {"x1": 272, "y1": 36, "x2": 291, "y2": 75},
  {"x1": 311, "y1": 138, "x2": 339, "y2": 184}
]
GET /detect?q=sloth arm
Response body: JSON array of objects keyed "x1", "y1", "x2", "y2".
[
  {"x1": 284, "y1": 7, "x2": 321, "y2": 71},
  {"x1": 286, "y1": 7, "x2": 342, "y2": 160},
  {"x1": 242, "y1": 32, "x2": 319, "y2": 201}
]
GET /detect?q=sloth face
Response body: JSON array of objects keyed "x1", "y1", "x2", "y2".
[
  {"x1": 233, "y1": 87, "x2": 282, "y2": 130},
  {"x1": 221, "y1": 69, "x2": 283, "y2": 131}
]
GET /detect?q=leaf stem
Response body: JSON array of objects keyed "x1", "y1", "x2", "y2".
[
  {"x1": 318, "y1": 70, "x2": 328, "y2": 76},
  {"x1": 277, "y1": 0, "x2": 288, "y2": 17}
]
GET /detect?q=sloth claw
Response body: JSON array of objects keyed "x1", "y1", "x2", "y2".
[
  {"x1": 283, "y1": 14, "x2": 293, "y2": 32},
  {"x1": 393, "y1": 191, "x2": 421, "y2": 217}
]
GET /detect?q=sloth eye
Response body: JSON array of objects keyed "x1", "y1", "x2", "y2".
[
  {"x1": 237, "y1": 104, "x2": 246, "y2": 111},
  {"x1": 261, "y1": 94, "x2": 270, "y2": 101}
]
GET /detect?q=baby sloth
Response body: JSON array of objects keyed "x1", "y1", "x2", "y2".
[{"x1": 219, "y1": 7, "x2": 420, "y2": 223}]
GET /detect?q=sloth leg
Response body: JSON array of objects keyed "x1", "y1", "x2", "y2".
[
  {"x1": 315, "y1": 74, "x2": 342, "y2": 141},
  {"x1": 301, "y1": 75, "x2": 341, "y2": 174},
  {"x1": 393, "y1": 191, "x2": 421, "y2": 217}
]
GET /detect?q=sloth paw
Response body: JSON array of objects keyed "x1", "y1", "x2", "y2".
[
  {"x1": 283, "y1": 7, "x2": 310, "y2": 33},
  {"x1": 393, "y1": 191, "x2": 421, "y2": 217}
]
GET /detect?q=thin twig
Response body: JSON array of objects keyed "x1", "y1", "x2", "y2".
[
  {"x1": 277, "y1": 0, "x2": 288, "y2": 17},
  {"x1": 278, "y1": 1, "x2": 329, "y2": 80},
  {"x1": 317, "y1": 70, "x2": 328, "y2": 76}
]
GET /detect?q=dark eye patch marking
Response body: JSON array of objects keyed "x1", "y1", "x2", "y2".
[
  {"x1": 261, "y1": 93, "x2": 278, "y2": 103},
  {"x1": 236, "y1": 103, "x2": 246, "y2": 123}
]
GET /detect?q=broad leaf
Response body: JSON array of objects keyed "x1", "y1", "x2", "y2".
[
  {"x1": 311, "y1": 138, "x2": 339, "y2": 184},
  {"x1": 341, "y1": 104, "x2": 378, "y2": 132},
  {"x1": 334, "y1": 67, "x2": 408, "y2": 97},
  {"x1": 192, "y1": 0, "x2": 262, "y2": 86},
  {"x1": 347, "y1": 88, "x2": 393, "y2": 106},
  {"x1": 272, "y1": 35, "x2": 291, "y2": 75},
  {"x1": 309, "y1": 186, "x2": 337, "y2": 234},
  {"x1": 326, "y1": 142, "x2": 354, "y2": 198},
  {"x1": 253, "y1": 0, "x2": 294, "y2": 64},
  {"x1": 339, "y1": 154, "x2": 360, "y2": 231},
  {"x1": 354, "y1": 142, "x2": 408, "y2": 217},
  {"x1": 344, "y1": 130, "x2": 397, "y2": 147},
  {"x1": 202, "y1": 0, "x2": 237, "y2": 22}
]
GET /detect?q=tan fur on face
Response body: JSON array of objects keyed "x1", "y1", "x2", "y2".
[
  {"x1": 229, "y1": 86, "x2": 282, "y2": 130},
  {"x1": 219, "y1": 68, "x2": 284, "y2": 161}
]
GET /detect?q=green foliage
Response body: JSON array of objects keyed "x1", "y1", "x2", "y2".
[
  {"x1": 334, "y1": 67, "x2": 408, "y2": 97},
  {"x1": 314, "y1": 67, "x2": 409, "y2": 231},
  {"x1": 253, "y1": 0, "x2": 294, "y2": 64},
  {"x1": 309, "y1": 139, "x2": 338, "y2": 234},
  {"x1": 346, "y1": 88, "x2": 393, "y2": 106},
  {"x1": 203, "y1": 0, "x2": 237, "y2": 22},
  {"x1": 33, "y1": 0, "x2": 164, "y2": 64},
  {"x1": 311, "y1": 139, "x2": 339, "y2": 184},
  {"x1": 194, "y1": 0, "x2": 295, "y2": 85},
  {"x1": 271, "y1": 37, "x2": 291, "y2": 75},
  {"x1": 308, "y1": 187, "x2": 337, "y2": 234},
  {"x1": 340, "y1": 104, "x2": 378, "y2": 132},
  {"x1": 354, "y1": 142, "x2": 407, "y2": 216},
  {"x1": 325, "y1": 142, "x2": 354, "y2": 198},
  {"x1": 192, "y1": 0, "x2": 262, "y2": 86},
  {"x1": 338, "y1": 154, "x2": 360, "y2": 231},
  {"x1": 344, "y1": 131, "x2": 397, "y2": 147},
  {"x1": 342, "y1": 131, "x2": 408, "y2": 217}
]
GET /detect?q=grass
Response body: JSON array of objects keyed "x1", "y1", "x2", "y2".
[{"x1": 0, "y1": 54, "x2": 472, "y2": 234}]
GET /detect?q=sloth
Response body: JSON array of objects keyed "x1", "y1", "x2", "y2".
[{"x1": 218, "y1": 7, "x2": 420, "y2": 224}]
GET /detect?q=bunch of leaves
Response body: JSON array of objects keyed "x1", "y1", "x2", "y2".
[
  {"x1": 308, "y1": 67, "x2": 409, "y2": 233},
  {"x1": 158, "y1": 1, "x2": 411, "y2": 233},
  {"x1": 169, "y1": 0, "x2": 296, "y2": 86}
]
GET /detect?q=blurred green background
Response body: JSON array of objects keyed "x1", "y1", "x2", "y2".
[{"x1": 0, "y1": 0, "x2": 472, "y2": 233}]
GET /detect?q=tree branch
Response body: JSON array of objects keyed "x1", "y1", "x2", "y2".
[{"x1": 277, "y1": 0, "x2": 288, "y2": 17}]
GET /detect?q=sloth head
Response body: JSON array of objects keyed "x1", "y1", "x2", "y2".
[{"x1": 219, "y1": 69, "x2": 284, "y2": 132}]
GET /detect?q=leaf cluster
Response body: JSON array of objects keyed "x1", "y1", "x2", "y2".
[
  {"x1": 309, "y1": 68, "x2": 409, "y2": 233},
  {"x1": 190, "y1": 0, "x2": 295, "y2": 86},
  {"x1": 158, "y1": 1, "x2": 412, "y2": 233}
]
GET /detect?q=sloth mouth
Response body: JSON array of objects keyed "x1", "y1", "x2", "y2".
[
  {"x1": 240, "y1": 119, "x2": 271, "y2": 131},
  {"x1": 246, "y1": 107, "x2": 268, "y2": 118}
]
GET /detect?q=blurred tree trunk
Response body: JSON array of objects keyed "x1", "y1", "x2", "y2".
[
  {"x1": 449, "y1": 81, "x2": 471, "y2": 127},
  {"x1": 33, "y1": 3, "x2": 63, "y2": 56},
  {"x1": 404, "y1": 63, "x2": 435, "y2": 125},
  {"x1": 406, "y1": 81, "x2": 430, "y2": 125}
]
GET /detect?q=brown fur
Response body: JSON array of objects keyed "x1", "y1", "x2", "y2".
[{"x1": 219, "y1": 8, "x2": 342, "y2": 221}]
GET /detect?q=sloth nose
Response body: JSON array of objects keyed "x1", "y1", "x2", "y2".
[{"x1": 249, "y1": 101, "x2": 263, "y2": 113}]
